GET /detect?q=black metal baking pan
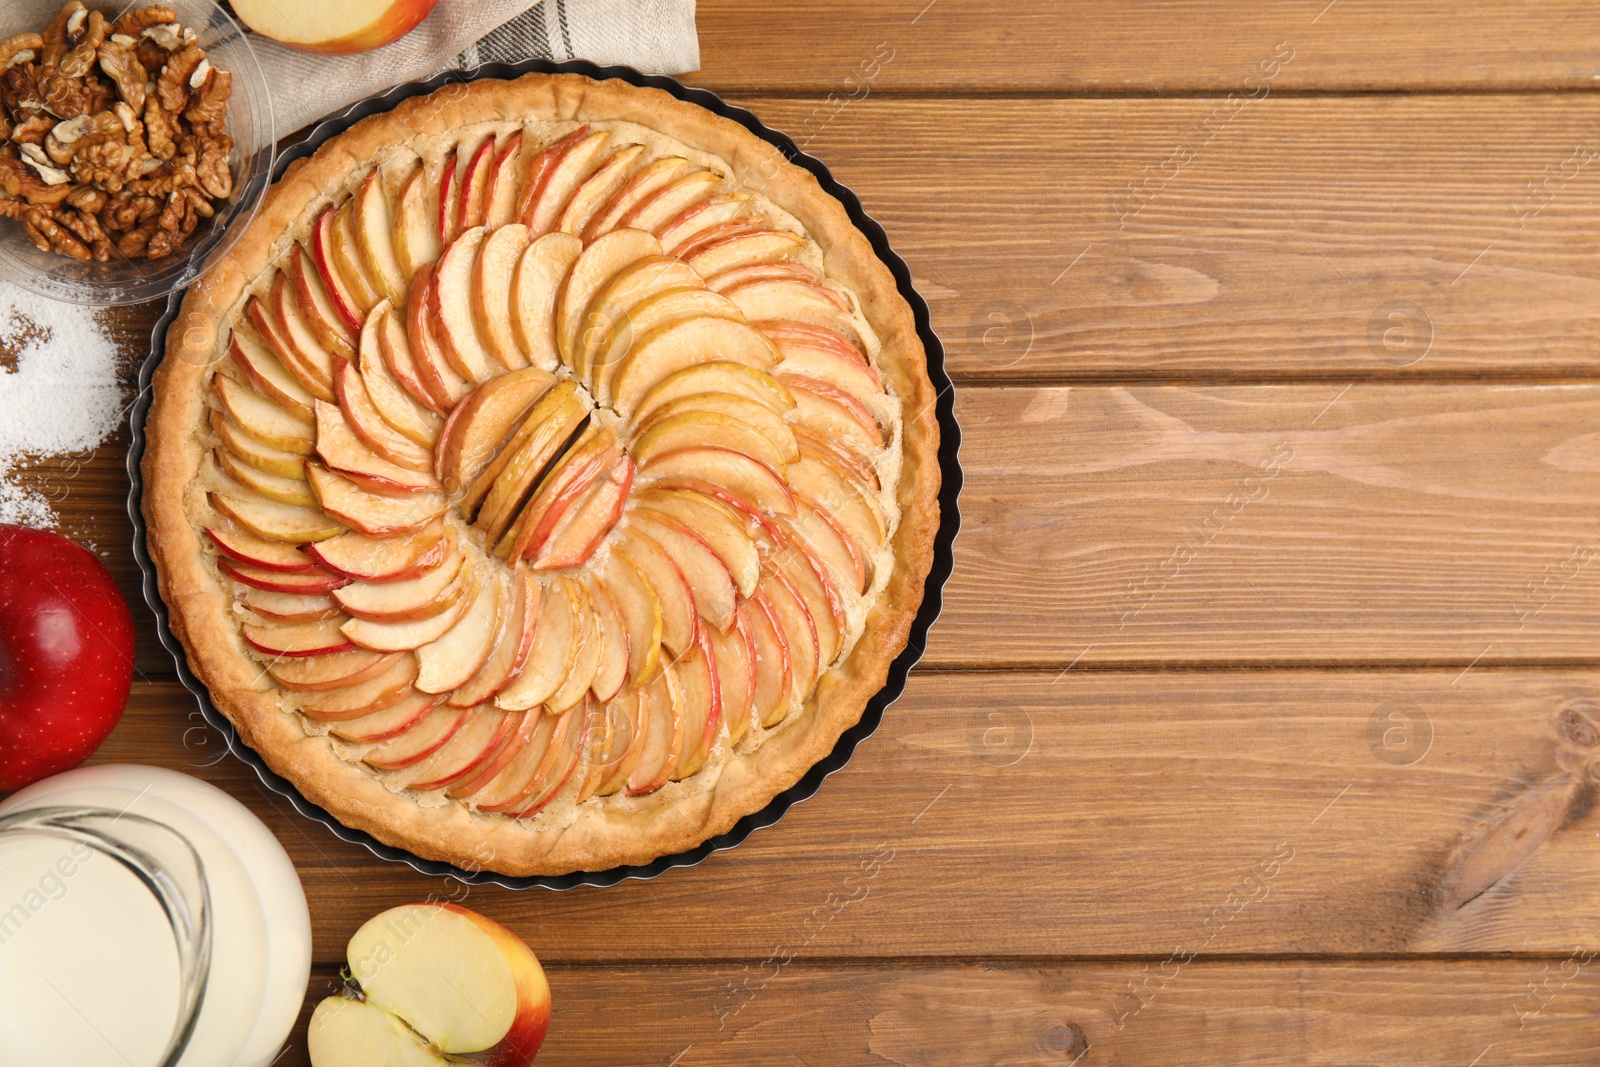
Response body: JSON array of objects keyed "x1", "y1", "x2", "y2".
[{"x1": 127, "y1": 57, "x2": 962, "y2": 890}]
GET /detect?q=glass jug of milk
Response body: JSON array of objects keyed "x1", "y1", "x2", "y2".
[{"x1": 0, "y1": 765, "x2": 311, "y2": 1067}]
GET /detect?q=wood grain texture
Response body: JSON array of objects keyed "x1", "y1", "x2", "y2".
[
  {"x1": 694, "y1": 0, "x2": 1600, "y2": 93},
  {"x1": 94, "y1": 670, "x2": 1600, "y2": 960}
]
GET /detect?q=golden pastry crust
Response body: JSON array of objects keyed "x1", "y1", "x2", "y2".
[{"x1": 143, "y1": 73, "x2": 940, "y2": 876}]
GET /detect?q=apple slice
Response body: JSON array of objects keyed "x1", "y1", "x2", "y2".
[
  {"x1": 794, "y1": 426, "x2": 880, "y2": 490},
  {"x1": 494, "y1": 576, "x2": 580, "y2": 711},
  {"x1": 761, "y1": 567, "x2": 819, "y2": 708},
  {"x1": 657, "y1": 196, "x2": 754, "y2": 256},
  {"x1": 543, "y1": 582, "x2": 601, "y2": 714},
  {"x1": 352, "y1": 170, "x2": 407, "y2": 308},
  {"x1": 403, "y1": 707, "x2": 517, "y2": 792},
  {"x1": 585, "y1": 576, "x2": 630, "y2": 703},
  {"x1": 773, "y1": 337, "x2": 882, "y2": 411},
  {"x1": 508, "y1": 231, "x2": 583, "y2": 370},
  {"x1": 743, "y1": 592, "x2": 792, "y2": 727},
  {"x1": 505, "y1": 702, "x2": 586, "y2": 817},
  {"x1": 243, "y1": 617, "x2": 357, "y2": 658},
  {"x1": 244, "y1": 589, "x2": 341, "y2": 623},
  {"x1": 216, "y1": 449, "x2": 316, "y2": 507},
  {"x1": 309, "y1": 209, "x2": 365, "y2": 333},
  {"x1": 405, "y1": 265, "x2": 472, "y2": 411},
  {"x1": 377, "y1": 298, "x2": 445, "y2": 416},
  {"x1": 529, "y1": 452, "x2": 633, "y2": 570},
  {"x1": 632, "y1": 487, "x2": 759, "y2": 596},
  {"x1": 219, "y1": 557, "x2": 348, "y2": 596},
  {"x1": 638, "y1": 446, "x2": 794, "y2": 520},
  {"x1": 577, "y1": 257, "x2": 708, "y2": 388},
  {"x1": 634, "y1": 391, "x2": 798, "y2": 464},
  {"x1": 610, "y1": 527, "x2": 695, "y2": 657},
  {"x1": 212, "y1": 489, "x2": 344, "y2": 544},
  {"x1": 498, "y1": 426, "x2": 618, "y2": 563},
  {"x1": 230, "y1": 329, "x2": 313, "y2": 418},
  {"x1": 415, "y1": 561, "x2": 505, "y2": 694},
  {"x1": 607, "y1": 317, "x2": 779, "y2": 417},
  {"x1": 268, "y1": 272, "x2": 340, "y2": 399},
  {"x1": 330, "y1": 690, "x2": 446, "y2": 744},
  {"x1": 574, "y1": 693, "x2": 623, "y2": 802},
  {"x1": 359, "y1": 303, "x2": 441, "y2": 448},
  {"x1": 513, "y1": 125, "x2": 591, "y2": 227},
  {"x1": 686, "y1": 229, "x2": 808, "y2": 278},
  {"x1": 627, "y1": 511, "x2": 738, "y2": 633},
  {"x1": 554, "y1": 227, "x2": 662, "y2": 369},
  {"x1": 308, "y1": 523, "x2": 447, "y2": 583},
  {"x1": 473, "y1": 223, "x2": 533, "y2": 370},
  {"x1": 588, "y1": 689, "x2": 649, "y2": 798},
  {"x1": 707, "y1": 609, "x2": 756, "y2": 747},
  {"x1": 454, "y1": 136, "x2": 496, "y2": 237},
  {"x1": 706, "y1": 261, "x2": 822, "y2": 293},
  {"x1": 585, "y1": 155, "x2": 692, "y2": 240},
  {"x1": 626, "y1": 662, "x2": 685, "y2": 795},
  {"x1": 673, "y1": 624, "x2": 723, "y2": 779},
  {"x1": 341, "y1": 567, "x2": 478, "y2": 652},
  {"x1": 299, "y1": 655, "x2": 422, "y2": 721},
  {"x1": 788, "y1": 447, "x2": 888, "y2": 558},
  {"x1": 523, "y1": 129, "x2": 610, "y2": 236},
  {"x1": 470, "y1": 384, "x2": 592, "y2": 539},
  {"x1": 333, "y1": 548, "x2": 464, "y2": 623},
  {"x1": 333, "y1": 359, "x2": 434, "y2": 472},
  {"x1": 213, "y1": 374, "x2": 314, "y2": 454},
  {"x1": 472, "y1": 709, "x2": 563, "y2": 811},
  {"x1": 600, "y1": 549, "x2": 661, "y2": 686},
  {"x1": 268, "y1": 648, "x2": 400, "y2": 692},
  {"x1": 617, "y1": 169, "x2": 720, "y2": 233},
  {"x1": 364, "y1": 705, "x2": 470, "y2": 770},
  {"x1": 673, "y1": 220, "x2": 762, "y2": 263},
  {"x1": 316, "y1": 400, "x2": 438, "y2": 494},
  {"x1": 633, "y1": 361, "x2": 793, "y2": 425},
  {"x1": 430, "y1": 227, "x2": 499, "y2": 382},
  {"x1": 436, "y1": 367, "x2": 554, "y2": 498},
  {"x1": 555, "y1": 143, "x2": 645, "y2": 237},
  {"x1": 289, "y1": 245, "x2": 358, "y2": 359},
  {"x1": 392, "y1": 164, "x2": 438, "y2": 287},
  {"x1": 211, "y1": 411, "x2": 306, "y2": 481},
  {"x1": 446, "y1": 705, "x2": 539, "y2": 798},
  {"x1": 332, "y1": 201, "x2": 382, "y2": 316},
  {"x1": 781, "y1": 496, "x2": 867, "y2": 594},
  {"x1": 449, "y1": 564, "x2": 539, "y2": 708},
  {"x1": 483, "y1": 132, "x2": 524, "y2": 230},
  {"x1": 632, "y1": 409, "x2": 787, "y2": 474},
  {"x1": 436, "y1": 151, "x2": 460, "y2": 246},
  {"x1": 307, "y1": 465, "x2": 446, "y2": 537},
  {"x1": 208, "y1": 524, "x2": 319, "y2": 574},
  {"x1": 771, "y1": 539, "x2": 846, "y2": 668},
  {"x1": 785, "y1": 374, "x2": 886, "y2": 456}
]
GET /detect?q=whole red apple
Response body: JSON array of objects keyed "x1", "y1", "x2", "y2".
[{"x1": 0, "y1": 526, "x2": 135, "y2": 791}]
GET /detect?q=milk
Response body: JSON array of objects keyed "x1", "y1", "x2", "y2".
[{"x1": 0, "y1": 836, "x2": 181, "y2": 1067}]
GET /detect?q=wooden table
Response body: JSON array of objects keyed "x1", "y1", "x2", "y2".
[{"x1": 16, "y1": 2, "x2": 1600, "y2": 1062}]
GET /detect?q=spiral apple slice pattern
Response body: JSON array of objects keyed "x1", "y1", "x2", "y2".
[{"x1": 202, "y1": 121, "x2": 897, "y2": 813}]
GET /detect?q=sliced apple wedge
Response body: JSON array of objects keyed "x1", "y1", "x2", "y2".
[
  {"x1": 627, "y1": 661, "x2": 684, "y2": 795},
  {"x1": 483, "y1": 131, "x2": 525, "y2": 230},
  {"x1": 446, "y1": 705, "x2": 539, "y2": 798},
  {"x1": 436, "y1": 367, "x2": 554, "y2": 498},
  {"x1": 633, "y1": 361, "x2": 792, "y2": 425},
  {"x1": 471, "y1": 707, "x2": 560, "y2": 810},
  {"x1": 208, "y1": 523, "x2": 319, "y2": 574},
  {"x1": 687, "y1": 229, "x2": 808, "y2": 279},
  {"x1": 405, "y1": 265, "x2": 472, "y2": 411},
  {"x1": 658, "y1": 199, "x2": 756, "y2": 257},
  {"x1": 473, "y1": 223, "x2": 532, "y2": 370},
  {"x1": 726, "y1": 280, "x2": 854, "y2": 338},
  {"x1": 377, "y1": 298, "x2": 445, "y2": 416},
  {"x1": 430, "y1": 227, "x2": 500, "y2": 382},
  {"x1": 705, "y1": 260, "x2": 822, "y2": 293},
  {"x1": 316, "y1": 400, "x2": 438, "y2": 494},
  {"x1": 627, "y1": 510, "x2": 738, "y2": 633},
  {"x1": 638, "y1": 446, "x2": 794, "y2": 522},
  {"x1": 632, "y1": 487, "x2": 760, "y2": 596},
  {"x1": 610, "y1": 527, "x2": 695, "y2": 657},
  {"x1": 213, "y1": 489, "x2": 344, "y2": 544},
  {"x1": 573, "y1": 693, "x2": 622, "y2": 803},
  {"x1": 585, "y1": 155, "x2": 692, "y2": 240},
  {"x1": 308, "y1": 465, "x2": 446, "y2": 537},
  {"x1": 310, "y1": 209, "x2": 365, "y2": 333},
  {"x1": 608, "y1": 317, "x2": 778, "y2": 417},
  {"x1": 771, "y1": 538, "x2": 847, "y2": 667},
  {"x1": 506, "y1": 703, "x2": 586, "y2": 817},
  {"x1": 216, "y1": 448, "x2": 316, "y2": 507},
  {"x1": 230, "y1": 329, "x2": 313, "y2": 418},
  {"x1": 543, "y1": 582, "x2": 600, "y2": 714},
  {"x1": 510, "y1": 230, "x2": 583, "y2": 370},
  {"x1": 268, "y1": 648, "x2": 400, "y2": 692},
  {"x1": 243, "y1": 617, "x2": 357, "y2": 658},
  {"x1": 498, "y1": 426, "x2": 619, "y2": 563},
  {"x1": 219, "y1": 557, "x2": 347, "y2": 596},
  {"x1": 529, "y1": 452, "x2": 633, "y2": 570},
  {"x1": 341, "y1": 567, "x2": 478, "y2": 653},
  {"x1": 449, "y1": 564, "x2": 539, "y2": 708},
  {"x1": 333, "y1": 359, "x2": 434, "y2": 472},
  {"x1": 787, "y1": 447, "x2": 888, "y2": 559},
  {"x1": 673, "y1": 625, "x2": 722, "y2": 779},
  {"x1": 467, "y1": 381, "x2": 590, "y2": 534},
  {"x1": 213, "y1": 373, "x2": 315, "y2": 453},
  {"x1": 761, "y1": 567, "x2": 821, "y2": 707},
  {"x1": 793, "y1": 426, "x2": 881, "y2": 490},
  {"x1": 555, "y1": 143, "x2": 644, "y2": 237},
  {"x1": 633, "y1": 391, "x2": 798, "y2": 464},
  {"x1": 247, "y1": 289, "x2": 333, "y2": 404},
  {"x1": 454, "y1": 135, "x2": 496, "y2": 237},
  {"x1": 415, "y1": 561, "x2": 505, "y2": 694},
  {"x1": 243, "y1": 589, "x2": 341, "y2": 623},
  {"x1": 364, "y1": 705, "x2": 471, "y2": 770},
  {"x1": 707, "y1": 609, "x2": 756, "y2": 747},
  {"x1": 289, "y1": 244, "x2": 358, "y2": 359},
  {"x1": 494, "y1": 576, "x2": 579, "y2": 711},
  {"x1": 353, "y1": 171, "x2": 407, "y2": 308},
  {"x1": 403, "y1": 707, "x2": 517, "y2": 792},
  {"x1": 785, "y1": 374, "x2": 886, "y2": 456},
  {"x1": 332, "y1": 201, "x2": 382, "y2": 316},
  {"x1": 211, "y1": 411, "x2": 306, "y2": 481},
  {"x1": 773, "y1": 337, "x2": 882, "y2": 410},
  {"x1": 334, "y1": 553, "x2": 465, "y2": 627},
  {"x1": 523, "y1": 129, "x2": 610, "y2": 236},
  {"x1": 330, "y1": 690, "x2": 446, "y2": 744},
  {"x1": 299, "y1": 655, "x2": 421, "y2": 721},
  {"x1": 585, "y1": 576, "x2": 630, "y2": 703},
  {"x1": 513, "y1": 124, "x2": 591, "y2": 228},
  {"x1": 554, "y1": 227, "x2": 662, "y2": 370},
  {"x1": 589, "y1": 284, "x2": 740, "y2": 401},
  {"x1": 436, "y1": 151, "x2": 460, "y2": 246},
  {"x1": 617, "y1": 169, "x2": 720, "y2": 233},
  {"x1": 268, "y1": 272, "x2": 340, "y2": 398},
  {"x1": 599, "y1": 549, "x2": 661, "y2": 686},
  {"x1": 743, "y1": 592, "x2": 792, "y2": 727},
  {"x1": 632, "y1": 408, "x2": 786, "y2": 474},
  {"x1": 392, "y1": 164, "x2": 438, "y2": 287},
  {"x1": 781, "y1": 495, "x2": 868, "y2": 594},
  {"x1": 588, "y1": 689, "x2": 648, "y2": 798},
  {"x1": 359, "y1": 303, "x2": 441, "y2": 447},
  {"x1": 308, "y1": 522, "x2": 447, "y2": 583}
]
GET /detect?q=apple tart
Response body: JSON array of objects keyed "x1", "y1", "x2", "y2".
[{"x1": 142, "y1": 73, "x2": 940, "y2": 876}]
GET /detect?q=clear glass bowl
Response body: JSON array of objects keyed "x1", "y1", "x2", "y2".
[{"x1": 0, "y1": 0, "x2": 274, "y2": 305}]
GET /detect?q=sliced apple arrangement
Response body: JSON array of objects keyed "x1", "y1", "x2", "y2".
[{"x1": 203, "y1": 121, "x2": 896, "y2": 818}]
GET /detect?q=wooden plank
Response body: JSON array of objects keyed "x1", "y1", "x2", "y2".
[
  {"x1": 696, "y1": 0, "x2": 1600, "y2": 93},
  {"x1": 724, "y1": 94, "x2": 1600, "y2": 382},
  {"x1": 87, "y1": 669, "x2": 1600, "y2": 961},
  {"x1": 274, "y1": 957, "x2": 1600, "y2": 1067}
]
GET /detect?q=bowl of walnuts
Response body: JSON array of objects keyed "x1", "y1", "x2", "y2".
[{"x1": 0, "y1": 0, "x2": 273, "y2": 304}]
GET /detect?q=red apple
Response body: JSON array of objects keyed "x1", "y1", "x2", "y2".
[
  {"x1": 231, "y1": 0, "x2": 442, "y2": 55},
  {"x1": 0, "y1": 527, "x2": 135, "y2": 791}
]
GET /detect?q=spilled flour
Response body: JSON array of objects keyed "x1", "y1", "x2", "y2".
[{"x1": 0, "y1": 290, "x2": 126, "y2": 529}]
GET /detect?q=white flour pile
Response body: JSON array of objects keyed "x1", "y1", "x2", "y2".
[{"x1": 0, "y1": 289, "x2": 126, "y2": 529}]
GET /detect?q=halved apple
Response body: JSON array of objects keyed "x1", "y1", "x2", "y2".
[
  {"x1": 415, "y1": 562, "x2": 505, "y2": 694},
  {"x1": 599, "y1": 549, "x2": 661, "y2": 686},
  {"x1": 449, "y1": 564, "x2": 539, "y2": 708},
  {"x1": 498, "y1": 426, "x2": 619, "y2": 563},
  {"x1": 473, "y1": 223, "x2": 532, "y2": 370},
  {"x1": 268, "y1": 647, "x2": 400, "y2": 692},
  {"x1": 494, "y1": 576, "x2": 580, "y2": 711},
  {"x1": 230, "y1": 329, "x2": 313, "y2": 418},
  {"x1": 585, "y1": 156, "x2": 692, "y2": 241},
  {"x1": 523, "y1": 129, "x2": 610, "y2": 236},
  {"x1": 626, "y1": 662, "x2": 684, "y2": 795},
  {"x1": 316, "y1": 400, "x2": 438, "y2": 494},
  {"x1": 331, "y1": 201, "x2": 382, "y2": 316},
  {"x1": 673, "y1": 624, "x2": 723, "y2": 779},
  {"x1": 633, "y1": 361, "x2": 792, "y2": 425},
  {"x1": 616, "y1": 169, "x2": 720, "y2": 233},
  {"x1": 364, "y1": 705, "x2": 470, "y2": 770},
  {"x1": 607, "y1": 317, "x2": 778, "y2": 417},
  {"x1": 341, "y1": 566, "x2": 478, "y2": 652},
  {"x1": 308, "y1": 465, "x2": 446, "y2": 537},
  {"x1": 686, "y1": 229, "x2": 808, "y2": 279},
  {"x1": 219, "y1": 557, "x2": 347, "y2": 596},
  {"x1": 627, "y1": 511, "x2": 738, "y2": 633},
  {"x1": 430, "y1": 227, "x2": 499, "y2": 382},
  {"x1": 405, "y1": 265, "x2": 472, "y2": 411},
  {"x1": 454, "y1": 136, "x2": 496, "y2": 237},
  {"x1": 435, "y1": 367, "x2": 553, "y2": 498},
  {"x1": 212, "y1": 488, "x2": 344, "y2": 543},
  {"x1": 309, "y1": 208, "x2": 365, "y2": 333},
  {"x1": 392, "y1": 164, "x2": 438, "y2": 286},
  {"x1": 289, "y1": 244, "x2": 358, "y2": 359},
  {"x1": 510, "y1": 231, "x2": 583, "y2": 370},
  {"x1": 554, "y1": 227, "x2": 662, "y2": 369},
  {"x1": 208, "y1": 523, "x2": 320, "y2": 574},
  {"x1": 216, "y1": 448, "x2": 316, "y2": 507},
  {"x1": 743, "y1": 592, "x2": 792, "y2": 727},
  {"x1": 706, "y1": 610, "x2": 756, "y2": 747},
  {"x1": 585, "y1": 576, "x2": 630, "y2": 703},
  {"x1": 244, "y1": 588, "x2": 341, "y2": 623},
  {"x1": 589, "y1": 285, "x2": 741, "y2": 402},
  {"x1": 353, "y1": 169, "x2": 407, "y2": 307},
  {"x1": 333, "y1": 543, "x2": 464, "y2": 621},
  {"x1": 482, "y1": 132, "x2": 525, "y2": 230},
  {"x1": 333, "y1": 359, "x2": 434, "y2": 472},
  {"x1": 330, "y1": 690, "x2": 445, "y2": 744},
  {"x1": 213, "y1": 373, "x2": 315, "y2": 454},
  {"x1": 298, "y1": 655, "x2": 421, "y2": 721},
  {"x1": 632, "y1": 486, "x2": 759, "y2": 596},
  {"x1": 633, "y1": 391, "x2": 798, "y2": 464},
  {"x1": 228, "y1": 0, "x2": 443, "y2": 56},
  {"x1": 243, "y1": 617, "x2": 357, "y2": 658},
  {"x1": 555, "y1": 143, "x2": 645, "y2": 237},
  {"x1": 466, "y1": 381, "x2": 590, "y2": 533},
  {"x1": 360, "y1": 302, "x2": 441, "y2": 447},
  {"x1": 308, "y1": 522, "x2": 447, "y2": 583},
  {"x1": 609, "y1": 528, "x2": 695, "y2": 657},
  {"x1": 785, "y1": 374, "x2": 885, "y2": 456}
]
